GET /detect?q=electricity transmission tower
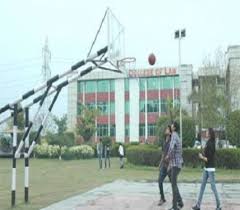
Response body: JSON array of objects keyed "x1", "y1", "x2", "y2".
[{"x1": 40, "y1": 37, "x2": 52, "y2": 133}]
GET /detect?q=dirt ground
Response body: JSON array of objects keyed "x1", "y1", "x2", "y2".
[{"x1": 42, "y1": 180, "x2": 240, "y2": 210}]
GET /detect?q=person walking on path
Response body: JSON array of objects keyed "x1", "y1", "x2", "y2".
[
  {"x1": 192, "y1": 128, "x2": 221, "y2": 210},
  {"x1": 118, "y1": 143, "x2": 124, "y2": 169},
  {"x1": 97, "y1": 138, "x2": 103, "y2": 169},
  {"x1": 166, "y1": 121, "x2": 184, "y2": 210},
  {"x1": 158, "y1": 125, "x2": 172, "y2": 206},
  {"x1": 104, "y1": 143, "x2": 111, "y2": 168}
]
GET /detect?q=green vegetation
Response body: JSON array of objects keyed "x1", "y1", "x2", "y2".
[
  {"x1": 76, "y1": 106, "x2": 99, "y2": 142},
  {"x1": 226, "y1": 110, "x2": 240, "y2": 147},
  {"x1": 0, "y1": 158, "x2": 239, "y2": 210},
  {"x1": 156, "y1": 115, "x2": 195, "y2": 148},
  {"x1": 126, "y1": 145, "x2": 240, "y2": 169}
]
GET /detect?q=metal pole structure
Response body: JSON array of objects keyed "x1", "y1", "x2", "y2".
[
  {"x1": 11, "y1": 104, "x2": 18, "y2": 207},
  {"x1": 0, "y1": 46, "x2": 108, "y2": 115},
  {"x1": 15, "y1": 85, "x2": 53, "y2": 158},
  {"x1": 24, "y1": 107, "x2": 29, "y2": 203},
  {"x1": 178, "y1": 35, "x2": 183, "y2": 141},
  {"x1": 26, "y1": 60, "x2": 117, "y2": 158},
  {"x1": 175, "y1": 29, "x2": 186, "y2": 141}
]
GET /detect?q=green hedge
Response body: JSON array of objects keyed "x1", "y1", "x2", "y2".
[
  {"x1": 34, "y1": 144, "x2": 94, "y2": 160},
  {"x1": 126, "y1": 145, "x2": 161, "y2": 167},
  {"x1": 126, "y1": 146, "x2": 240, "y2": 169},
  {"x1": 62, "y1": 145, "x2": 94, "y2": 160}
]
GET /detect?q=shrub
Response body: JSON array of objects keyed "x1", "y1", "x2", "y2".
[
  {"x1": 181, "y1": 117, "x2": 195, "y2": 148},
  {"x1": 156, "y1": 116, "x2": 195, "y2": 148},
  {"x1": 215, "y1": 149, "x2": 240, "y2": 169},
  {"x1": 46, "y1": 132, "x2": 75, "y2": 148},
  {"x1": 182, "y1": 148, "x2": 201, "y2": 168},
  {"x1": 127, "y1": 146, "x2": 240, "y2": 169},
  {"x1": 34, "y1": 144, "x2": 95, "y2": 160},
  {"x1": 34, "y1": 144, "x2": 60, "y2": 158},
  {"x1": 62, "y1": 145, "x2": 94, "y2": 160},
  {"x1": 126, "y1": 145, "x2": 161, "y2": 166},
  {"x1": 226, "y1": 110, "x2": 240, "y2": 147},
  {"x1": 101, "y1": 136, "x2": 112, "y2": 146},
  {"x1": 0, "y1": 135, "x2": 12, "y2": 152},
  {"x1": 111, "y1": 143, "x2": 121, "y2": 157}
]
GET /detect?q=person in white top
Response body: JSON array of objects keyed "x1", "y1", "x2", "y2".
[{"x1": 118, "y1": 143, "x2": 124, "y2": 169}]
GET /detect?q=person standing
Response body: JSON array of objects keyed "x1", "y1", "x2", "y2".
[
  {"x1": 97, "y1": 138, "x2": 103, "y2": 169},
  {"x1": 192, "y1": 128, "x2": 221, "y2": 210},
  {"x1": 104, "y1": 143, "x2": 111, "y2": 168},
  {"x1": 166, "y1": 121, "x2": 184, "y2": 210},
  {"x1": 118, "y1": 143, "x2": 124, "y2": 169},
  {"x1": 158, "y1": 125, "x2": 172, "y2": 206}
]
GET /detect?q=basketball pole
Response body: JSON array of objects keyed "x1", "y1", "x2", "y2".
[
  {"x1": 178, "y1": 36, "x2": 183, "y2": 142},
  {"x1": 175, "y1": 29, "x2": 186, "y2": 141}
]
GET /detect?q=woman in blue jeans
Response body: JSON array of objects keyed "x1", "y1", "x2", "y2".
[
  {"x1": 192, "y1": 128, "x2": 221, "y2": 210},
  {"x1": 158, "y1": 125, "x2": 171, "y2": 206}
]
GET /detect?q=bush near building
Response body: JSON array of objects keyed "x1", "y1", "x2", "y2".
[
  {"x1": 34, "y1": 144, "x2": 94, "y2": 160},
  {"x1": 156, "y1": 116, "x2": 195, "y2": 148},
  {"x1": 126, "y1": 145, "x2": 240, "y2": 169},
  {"x1": 226, "y1": 110, "x2": 240, "y2": 147}
]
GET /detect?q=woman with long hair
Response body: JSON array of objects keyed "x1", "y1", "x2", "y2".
[
  {"x1": 158, "y1": 125, "x2": 171, "y2": 206},
  {"x1": 192, "y1": 128, "x2": 221, "y2": 210}
]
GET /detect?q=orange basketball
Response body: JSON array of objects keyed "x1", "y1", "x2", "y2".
[{"x1": 148, "y1": 53, "x2": 156, "y2": 65}]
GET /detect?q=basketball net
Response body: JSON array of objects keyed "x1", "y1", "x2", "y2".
[{"x1": 87, "y1": 8, "x2": 136, "y2": 75}]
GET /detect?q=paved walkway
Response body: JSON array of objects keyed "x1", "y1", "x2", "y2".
[{"x1": 41, "y1": 180, "x2": 240, "y2": 210}]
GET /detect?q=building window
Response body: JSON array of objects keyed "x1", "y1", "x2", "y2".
[
  {"x1": 147, "y1": 100, "x2": 159, "y2": 113},
  {"x1": 97, "y1": 124, "x2": 108, "y2": 137},
  {"x1": 97, "y1": 101, "x2": 108, "y2": 115},
  {"x1": 125, "y1": 124, "x2": 129, "y2": 137},
  {"x1": 174, "y1": 98, "x2": 180, "y2": 108},
  {"x1": 174, "y1": 76, "x2": 180, "y2": 88},
  {"x1": 77, "y1": 81, "x2": 85, "y2": 93},
  {"x1": 148, "y1": 124, "x2": 156, "y2": 136},
  {"x1": 140, "y1": 100, "x2": 145, "y2": 112},
  {"x1": 147, "y1": 78, "x2": 158, "y2": 90},
  {"x1": 139, "y1": 124, "x2": 145, "y2": 136},
  {"x1": 161, "y1": 76, "x2": 173, "y2": 89},
  {"x1": 77, "y1": 103, "x2": 84, "y2": 115},
  {"x1": 125, "y1": 101, "x2": 129, "y2": 114},
  {"x1": 86, "y1": 102, "x2": 96, "y2": 110},
  {"x1": 110, "y1": 102, "x2": 115, "y2": 114},
  {"x1": 161, "y1": 99, "x2": 167, "y2": 113},
  {"x1": 85, "y1": 81, "x2": 96, "y2": 93},
  {"x1": 140, "y1": 78, "x2": 145, "y2": 91},
  {"x1": 97, "y1": 80, "x2": 109, "y2": 92},
  {"x1": 125, "y1": 79, "x2": 129, "y2": 91},
  {"x1": 110, "y1": 124, "x2": 115, "y2": 136},
  {"x1": 110, "y1": 80, "x2": 115, "y2": 92}
]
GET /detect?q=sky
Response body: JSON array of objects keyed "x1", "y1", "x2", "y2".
[{"x1": 0, "y1": 0, "x2": 240, "y2": 119}]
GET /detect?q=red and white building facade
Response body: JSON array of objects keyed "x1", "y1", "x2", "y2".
[{"x1": 67, "y1": 65, "x2": 193, "y2": 143}]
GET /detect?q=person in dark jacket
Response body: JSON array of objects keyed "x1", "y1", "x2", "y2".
[
  {"x1": 192, "y1": 128, "x2": 221, "y2": 210},
  {"x1": 158, "y1": 125, "x2": 172, "y2": 206},
  {"x1": 104, "y1": 143, "x2": 111, "y2": 168}
]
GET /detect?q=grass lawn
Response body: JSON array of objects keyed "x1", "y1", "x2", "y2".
[{"x1": 0, "y1": 158, "x2": 239, "y2": 210}]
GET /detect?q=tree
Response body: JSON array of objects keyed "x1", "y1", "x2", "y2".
[
  {"x1": 6, "y1": 103, "x2": 24, "y2": 131},
  {"x1": 181, "y1": 116, "x2": 195, "y2": 148},
  {"x1": 53, "y1": 115, "x2": 67, "y2": 135},
  {"x1": 156, "y1": 100, "x2": 191, "y2": 147},
  {"x1": 76, "y1": 106, "x2": 99, "y2": 142},
  {"x1": 189, "y1": 48, "x2": 229, "y2": 131},
  {"x1": 47, "y1": 114, "x2": 75, "y2": 159},
  {"x1": 226, "y1": 110, "x2": 240, "y2": 147}
]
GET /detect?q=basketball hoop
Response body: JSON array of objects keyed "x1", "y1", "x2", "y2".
[{"x1": 117, "y1": 57, "x2": 136, "y2": 72}]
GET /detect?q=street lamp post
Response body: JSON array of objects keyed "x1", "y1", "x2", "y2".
[{"x1": 175, "y1": 29, "x2": 186, "y2": 141}]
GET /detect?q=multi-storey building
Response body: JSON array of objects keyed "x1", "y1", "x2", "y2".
[{"x1": 68, "y1": 65, "x2": 193, "y2": 143}]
